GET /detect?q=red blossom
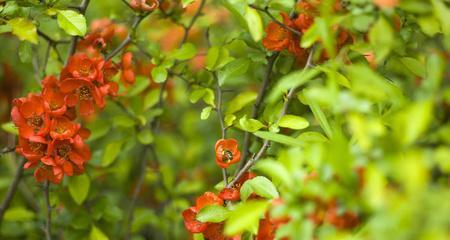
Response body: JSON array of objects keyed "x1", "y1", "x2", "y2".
[
  {"x1": 11, "y1": 93, "x2": 51, "y2": 140},
  {"x1": 16, "y1": 137, "x2": 47, "y2": 169},
  {"x1": 42, "y1": 76, "x2": 67, "y2": 117},
  {"x1": 130, "y1": 0, "x2": 159, "y2": 12},
  {"x1": 215, "y1": 138, "x2": 241, "y2": 168},
  {"x1": 120, "y1": 52, "x2": 136, "y2": 85},
  {"x1": 60, "y1": 79, "x2": 105, "y2": 116},
  {"x1": 182, "y1": 192, "x2": 224, "y2": 234}
]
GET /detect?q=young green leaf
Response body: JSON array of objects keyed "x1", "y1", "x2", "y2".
[
  {"x1": 171, "y1": 43, "x2": 197, "y2": 60},
  {"x1": 226, "y1": 91, "x2": 257, "y2": 114},
  {"x1": 201, "y1": 106, "x2": 213, "y2": 120},
  {"x1": 239, "y1": 115, "x2": 265, "y2": 132},
  {"x1": 245, "y1": 6, "x2": 263, "y2": 42},
  {"x1": 101, "y1": 141, "x2": 123, "y2": 167},
  {"x1": 8, "y1": 18, "x2": 38, "y2": 44},
  {"x1": 248, "y1": 176, "x2": 279, "y2": 199},
  {"x1": 218, "y1": 58, "x2": 250, "y2": 86},
  {"x1": 137, "y1": 129, "x2": 154, "y2": 145},
  {"x1": 254, "y1": 131, "x2": 303, "y2": 147},
  {"x1": 224, "y1": 200, "x2": 270, "y2": 236},
  {"x1": 197, "y1": 205, "x2": 230, "y2": 223},
  {"x1": 151, "y1": 66, "x2": 168, "y2": 83},
  {"x1": 143, "y1": 88, "x2": 161, "y2": 110},
  {"x1": 57, "y1": 10, "x2": 87, "y2": 36},
  {"x1": 68, "y1": 174, "x2": 90, "y2": 205},
  {"x1": 278, "y1": 115, "x2": 309, "y2": 130},
  {"x1": 255, "y1": 159, "x2": 293, "y2": 188}
]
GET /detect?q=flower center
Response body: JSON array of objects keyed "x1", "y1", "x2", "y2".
[
  {"x1": 79, "y1": 63, "x2": 92, "y2": 76},
  {"x1": 221, "y1": 150, "x2": 233, "y2": 163},
  {"x1": 78, "y1": 86, "x2": 92, "y2": 100},
  {"x1": 57, "y1": 144, "x2": 71, "y2": 158},
  {"x1": 30, "y1": 142, "x2": 45, "y2": 154},
  {"x1": 27, "y1": 115, "x2": 43, "y2": 131}
]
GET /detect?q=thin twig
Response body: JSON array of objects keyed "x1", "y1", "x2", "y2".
[
  {"x1": 237, "y1": 53, "x2": 280, "y2": 172},
  {"x1": 105, "y1": 13, "x2": 150, "y2": 61},
  {"x1": 213, "y1": 72, "x2": 228, "y2": 185},
  {"x1": 125, "y1": 147, "x2": 149, "y2": 240},
  {"x1": 43, "y1": 181, "x2": 52, "y2": 240},
  {"x1": 249, "y1": 4, "x2": 301, "y2": 36},
  {"x1": 0, "y1": 146, "x2": 15, "y2": 157},
  {"x1": 180, "y1": 0, "x2": 206, "y2": 44},
  {"x1": 0, "y1": 158, "x2": 25, "y2": 226},
  {"x1": 227, "y1": 48, "x2": 315, "y2": 188}
]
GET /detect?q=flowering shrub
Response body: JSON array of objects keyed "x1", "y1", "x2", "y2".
[{"x1": 1, "y1": 0, "x2": 450, "y2": 239}]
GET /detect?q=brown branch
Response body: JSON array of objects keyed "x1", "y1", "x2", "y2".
[
  {"x1": 125, "y1": 147, "x2": 150, "y2": 240},
  {"x1": 236, "y1": 52, "x2": 280, "y2": 172},
  {"x1": 0, "y1": 158, "x2": 25, "y2": 226},
  {"x1": 180, "y1": 0, "x2": 206, "y2": 44},
  {"x1": 249, "y1": 4, "x2": 301, "y2": 36},
  {"x1": 66, "y1": 0, "x2": 91, "y2": 63},
  {"x1": 43, "y1": 181, "x2": 52, "y2": 240},
  {"x1": 227, "y1": 48, "x2": 315, "y2": 188},
  {"x1": 105, "y1": 13, "x2": 150, "y2": 61},
  {"x1": 212, "y1": 72, "x2": 229, "y2": 185}
]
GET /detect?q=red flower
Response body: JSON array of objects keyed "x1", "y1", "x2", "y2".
[
  {"x1": 34, "y1": 165, "x2": 59, "y2": 184},
  {"x1": 49, "y1": 116, "x2": 80, "y2": 140},
  {"x1": 60, "y1": 79, "x2": 105, "y2": 116},
  {"x1": 11, "y1": 94, "x2": 50, "y2": 140},
  {"x1": 61, "y1": 53, "x2": 100, "y2": 81},
  {"x1": 262, "y1": 13, "x2": 304, "y2": 58},
  {"x1": 16, "y1": 136, "x2": 47, "y2": 169},
  {"x1": 42, "y1": 76, "x2": 67, "y2": 117},
  {"x1": 182, "y1": 192, "x2": 224, "y2": 233},
  {"x1": 219, "y1": 172, "x2": 256, "y2": 201},
  {"x1": 41, "y1": 134, "x2": 91, "y2": 182},
  {"x1": 130, "y1": 0, "x2": 159, "y2": 12},
  {"x1": 215, "y1": 138, "x2": 241, "y2": 168},
  {"x1": 120, "y1": 52, "x2": 135, "y2": 85}
]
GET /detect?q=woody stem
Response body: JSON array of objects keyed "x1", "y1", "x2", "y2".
[
  {"x1": 43, "y1": 180, "x2": 52, "y2": 240},
  {"x1": 0, "y1": 157, "x2": 25, "y2": 226},
  {"x1": 213, "y1": 72, "x2": 228, "y2": 185},
  {"x1": 248, "y1": 4, "x2": 302, "y2": 36},
  {"x1": 227, "y1": 47, "x2": 315, "y2": 188}
]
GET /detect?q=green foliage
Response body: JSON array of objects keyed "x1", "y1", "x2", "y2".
[{"x1": 56, "y1": 10, "x2": 87, "y2": 36}]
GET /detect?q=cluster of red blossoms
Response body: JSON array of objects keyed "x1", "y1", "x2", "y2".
[
  {"x1": 183, "y1": 172, "x2": 288, "y2": 240},
  {"x1": 11, "y1": 18, "x2": 137, "y2": 184},
  {"x1": 12, "y1": 53, "x2": 119, "y2": 183},
  {"x1": 262, "y1": 0, "x2": 349, "y2": 62}
]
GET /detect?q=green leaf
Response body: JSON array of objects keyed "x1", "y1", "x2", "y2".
[
  {"x1": 254, "y1": 159, "x2": 293, "y2": 188},
  {"x1": 137, "y1": 129, "x2": 154, "y2": 145},
  {"x1": 369, "y1": 16, "x2": 394, "y2": 63},
  {"x1": 101, "y1": 141, "x2": 123, "y2": 167},
  {"x1": 245, "y1": 6, "x2": 263, "y2": 42},
  {"x1": 4, "y1": 207, "x2": 34, "y2": 221},
  {"x1": 393, "y1": 101, "x2": 433, "y2": 146},
  {"x1": 8, "y1": 18, "x2": 38, "y2": 44},
  {"x1": 431, "y1": 0, "x2": 450, "y2": 35},
  {"x1": 239, "y1": 115, "x2": 265, "y2": 132},
  {"x1": 68, "y1": 174, "x2": 90, "y2": 205},
  {"x1": 226, "y1": 91, "x2": 257, "y2": 114},
  {"x1": 316, "y1": 18, "x2": 336, "y2": 58},
  {"x1": 18, "y1": 41, "x2": 32, "y2": 63},
  {"x1": 246, "y1": 176, "x2": 279, "y2": 200},
  {"x1": 89, "y1": 225, "x2": 109, "y2": 240},
  {"x1": 189, "y1": 88, "x2": 216, "y2": 107},
  {"x1": 301, "y1": 93, "x2": 333, "y2": 138},
  {"x1": 151, "y1": 66, "x2": 168, "y2": 83},
  {"x1": 56, "y1": 10, "x2": 87, "y2": 36},
  {"x1": 1, "y1": 122, "x2": 18, "y2": 135},
  {"x1": 201, "y1": 106, "x2": 213, "y2": 120},
  {"x1": 182, "y1": 0, "x2": 195, "y2": 8},
  {"x1": 268, "y1": 68, "x2": 320, "y2": 103},
  {"x1": 400, "y1": 57, "x2": 425, "y2": 77},
  {"x1": 171, "y1": 43, "x2": 197, "y2": 60},
  {"x1": 113, "y1": 115, "x2": 136, "y2": 128},
  {"x1": 224, "y1": 114, "x2": 237, "y2": 127},
  {"x1": 218, "y1": 58, "x2": 250, "y2": 86},
  {"x1": 296, "y1": 131, "x2": 328, "y2": 143},
  {"x1": 254, "y1": 131, "x2": 303, "y2": 147},
  {"x1": 143, "y1": 88, "x2": 161, "y2": 110},
  {"x1": 278, "y1": 115, "x2": 309, "y2": 130},
  {"x1": 224, "y1": 200, "x2": 270, "y2": 236},
  {"x1": 197, "y1": 205, "x2": 230, "y2": 223},
  {"x1": 127, "y1": 76, "x2": 150, "y2": 96},
  {"x1": 206, "y1": 46, "x2": 220, "y2": 70}
]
